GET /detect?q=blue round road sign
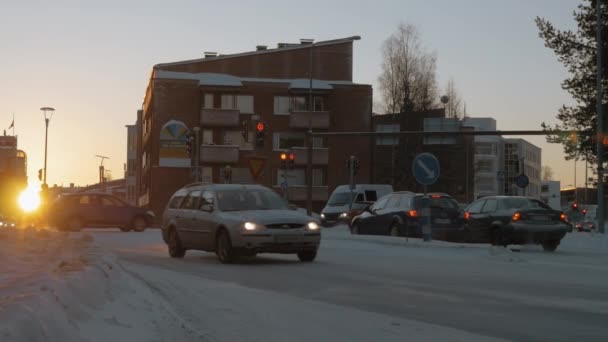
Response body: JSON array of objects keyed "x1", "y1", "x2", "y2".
[
  {"x1": 412, "y1": 153, "x2": 440, "y2": 186},
  {"x1": 515, "y1": 174, "x2": 529, "y2": 189}
]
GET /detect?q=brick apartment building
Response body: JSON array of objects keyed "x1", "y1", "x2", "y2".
[
  {"x1": 372, "y1": 110, "x2": 475, "y2": 203},
  {"x1": 136, "y1": 36, "x2": 373, "y2": 216}
]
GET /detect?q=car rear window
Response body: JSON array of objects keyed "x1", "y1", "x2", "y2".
[
  {"x1": 498, "y1": 198, "x2": 551, "y2": 210},
  {"x1": 415, "y1": 196, "x2": 459, "y2": 210}
]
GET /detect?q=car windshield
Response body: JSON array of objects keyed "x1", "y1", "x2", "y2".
[
  {"x1": 216, "y1": 189, "x2": 288, "y2": 211},
  {"x1": 327, "y1": 192, "x2": 356, "y2": 206},
  {"x1": 499, "y1": 198, "x2": 551, "y2": 210}
]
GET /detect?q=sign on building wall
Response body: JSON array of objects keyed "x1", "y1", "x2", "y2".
[{"x1": 159, "y1": 120, "x2": 190, "y2": 167}]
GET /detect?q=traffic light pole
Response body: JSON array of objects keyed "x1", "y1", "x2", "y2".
[{"x1": 306, "y1": 129, "x2": 313, "y2": 216}]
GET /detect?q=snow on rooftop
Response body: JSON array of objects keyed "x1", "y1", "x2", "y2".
[{"x1": 154, "y1": 70, "x2": 356, "y2": 89}]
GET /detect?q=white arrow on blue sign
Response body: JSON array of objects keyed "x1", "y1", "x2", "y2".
[{"x1": 412, "y1": 153, "x2": 440, "y2": 186}]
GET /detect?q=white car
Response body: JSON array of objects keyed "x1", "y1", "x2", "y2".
[{"x1": 162, "y1": 184, "x2": 321, "y2": 263}]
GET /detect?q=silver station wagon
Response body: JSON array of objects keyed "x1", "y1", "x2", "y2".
[{"x1": 162, "y1": 183, "x2": 321, "y2": 263}]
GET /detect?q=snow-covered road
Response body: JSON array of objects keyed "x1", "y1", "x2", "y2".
[{"x1": 2, "y1": 226, "x2": 607, "y2": 341}]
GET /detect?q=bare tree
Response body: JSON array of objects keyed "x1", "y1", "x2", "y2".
[
  {"x1": 378, "y1": 23, "x2": 438, "y2": 114},
  {"x1": 443, "y1": 78, "x2": 463, "y2": 118},
  {"x1": 542, "y1": 165, "x2": 554, "y2": 181}
]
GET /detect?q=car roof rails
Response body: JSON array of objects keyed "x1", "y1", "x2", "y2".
[{"x1": 184, "y1": 182, "x2": 208, "y2": 188}]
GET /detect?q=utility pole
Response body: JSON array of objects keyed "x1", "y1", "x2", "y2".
[
  {"x1": 596, "y1": 0, "x2": 605, "y2": 233},
  {"x1": 306, "y1": 38, "x2": 315, "y2": 216},
  {"x1": 96, "y1": 155, "x2": 109, "y2": 192}
]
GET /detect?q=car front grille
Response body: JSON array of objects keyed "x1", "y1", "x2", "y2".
[{"x1": 265, "y1": 223, "x2": 304, "y2": 229}]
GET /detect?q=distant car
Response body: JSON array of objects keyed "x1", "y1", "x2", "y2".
[
  {"x1": 321, "y1": 184, "x2": 393, "y2": 227},
  {"x1": 351, "y1": 192, "x2": 465, "y2": 240},
  {"x1": 0, "y1": 216, "x2": 16, "y2": 229},
  {"x1": 162, "y1": 184, "x2": 321, "y2": 263},
  {"x1": 464, "y1": 196, "x2": 569, "y2": 251},
  {"x1": 48, "y1": 193, "x2": 154, "y2": 232}
]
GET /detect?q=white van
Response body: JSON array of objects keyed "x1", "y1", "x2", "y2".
[{"x1": 320, "y1": 184, "x2": 393, "y2": 226}]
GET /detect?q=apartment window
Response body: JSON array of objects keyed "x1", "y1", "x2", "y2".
[
  {"x1": 223, "y1": 130, "x2": 253, "y2": 150},
  {"x1": 475, "y1": 143, "x2": 496, "y2": 155},
  {"x1": 202, "y1": 129, "x2": 213, "y2": 144},
  {"x1": 376, "y1": 124, "x2": 399, "y2": 145},
  {"x1": 236, "y1": 95, "x2": 254, "y2": 114},
  {"x1": 475, "y1": 159, "x2": 494, "y2": 172},
  {"x1": 203, "y1": 94, "x2": 214, "y2": 109},
  {"x1": 277, "y1": 169, "x2": 305, "y2": 186},
  {"x1": 221, "y1": 95, "x2": 236, "y2": 109},
  {"x1": 201, "y1": 167, "x2": 212, "y2": 183},
  {"x1": 313, "y1": 96, "x2": 324, "y2": 111},
  {"x1": 292, "y1": 96, "x2": 307, "y2": 111},
  {"x1": 273, "y1": 132, "x2": 324, "y2": 150},
  {"x1": 274, "y1": 96, "x2": 290, "y2": 115},
  {"x1": 312, "y1": 168, "x2": 325, "y2": 186}
]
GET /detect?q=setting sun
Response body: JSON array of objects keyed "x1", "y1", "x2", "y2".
[{"x1": 18, "y1": 186, "x2": 41, "y2": 213}]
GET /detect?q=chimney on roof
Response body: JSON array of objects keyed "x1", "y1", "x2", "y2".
[
  {"x1": 300, "y1": 38, "x2": 314, "y2": 45},
  {"x1": 256, "y1": 45, "x2": 267, "y2": 51},
  {"x1": 204, "y1": 51, "x2": 218, "y2": 58}
]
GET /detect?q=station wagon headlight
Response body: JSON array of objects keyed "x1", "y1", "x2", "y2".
[
  {"x1": 307, "y1": 222, "x2": 319, "y2": 230},
  {"x1": 320, "y1": 213, "x2": 325, "y2": 219},
  {"x1": 244, "y1": 222, "x2": 257, "y2": 231},
  {"x1": 339, "y1": 212, "x2": 348, "y2": 218}
]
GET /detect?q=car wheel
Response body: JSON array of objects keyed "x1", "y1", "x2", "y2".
[
  {"x1": 168, "y1": 228, "x2": 186, "y2": 258},
  {"x1": 389, "y1": 223, "x2": 400, "y2": 237},
  {"x1": 542, "y1": 240, "x2": 559, "y2": 252},
  {"x1": 216, "y1": 230, "x2": 236, "y2": 264},
  {"x1": 131, "y1": 216, "x2": 147, "y2": 232},
  {"x1": 66, "y1": 217, "x2": 83, "y2": 232},
  {"x1": 350, "y1": 222, "x2": 359, "y2": 235},
  {"x1": 297, "y1": 250, "x2": 317, "y2": 262}
]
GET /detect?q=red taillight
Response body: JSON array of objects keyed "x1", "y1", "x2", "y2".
[
  {"x1": 408, "y1": 210, "x2": 418, "y2": 217},
  {"x1": 559, "y1": 213, "x2": 566, "y2": 222},
  {"x1": 512, "y1": 212, "x2": 521, "y2": 222},
  {"x1": 464, "y1": 211, "x2": 470, "y2": 221},
  {"x1": 431, "y1": 195, "x2": 441, "y2": 199}
]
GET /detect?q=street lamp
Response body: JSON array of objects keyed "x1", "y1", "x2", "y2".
[{"x1": 40, "y1": 107, "x2": 55, "y2": 187}]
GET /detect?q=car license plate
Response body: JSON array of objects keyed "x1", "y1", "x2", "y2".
[
  {"x1": 434, "y1": 218, "x2": 450, "y2": 224},
  {"x1": 274, "y1": 235, "x2": 300, "y2": 243}
]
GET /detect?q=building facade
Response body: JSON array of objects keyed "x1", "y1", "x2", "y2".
[
  {"x1": 372, "y1": 110, "x2": 475, "y2": 204},
  {"x1": 137, "y1": 37, "x2": 372, "y2": 215},
  {"x1": 541, "y1": 180, "x2": 561, "y2": 210},
  {"x1": 504, "y1": 139, "x2": 542, "y2": 197},
  {"x1": 125, "y1": 124, "x2": 137, "y2": 205},
  {"x1": 462, "y1": 118, "x2": 505, "y2": 200}
]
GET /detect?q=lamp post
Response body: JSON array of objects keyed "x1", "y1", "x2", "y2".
[{"x1": 40, "y1": 107, "x2": 55, "y2": 187}]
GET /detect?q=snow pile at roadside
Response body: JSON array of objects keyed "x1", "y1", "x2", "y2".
[{"x1": 0, "y1": 228, "x2": 195, "y2": 341}]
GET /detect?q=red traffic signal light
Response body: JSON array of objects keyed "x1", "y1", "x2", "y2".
[
  {"x1": 289, "y1": 153, "x2": 295, "y2": 161},
  {"x1": 572, "y1": 203, "x2": 578, "y2": 209},
  {"x1": 256, "y1": 122, "x2": 265, "y2": 132}
]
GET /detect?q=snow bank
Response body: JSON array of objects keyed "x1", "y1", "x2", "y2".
[{"x1": 0, "y1": 228, "x2": 195, "y2": 342}]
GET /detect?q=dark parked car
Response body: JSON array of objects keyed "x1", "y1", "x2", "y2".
[
  {"x1": 351, "y1": 192, "x2": 466, "y2": 240},
  {"x1": 162, "y1": 183, "x2": 321, "y2": 263},
  {"x1": 48, "y1": 193, "x2": 154, "y2": 232},
  {"x1": 464, "y1": 196, "x2": 569, "y2": 251}
]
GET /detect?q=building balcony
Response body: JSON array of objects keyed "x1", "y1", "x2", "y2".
[
  {"x1": 273, "y1": 186, "x2": 329, "y2": 202},
  {"x1": 289, "y1": 111, "x2": 330, "y2": 129},
  {"x1": 200, "y1": 144, "x2": 239, "y2": 163},
  {"x1": 200, "y1": 108, "x2": 240, "y2": 127},
  {"x1": 291, "y1": 147, "x2": 329, "y2": 165}
]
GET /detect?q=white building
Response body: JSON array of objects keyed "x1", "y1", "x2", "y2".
[
  {"x1": 462, "y1": 118, "x2": 505, "y2": 200},
  {"x1": 504, "y1": 138, "x2": 542, "y2": 198},
  {"x1": 541, "y1": 181, "x2": 561, "y2": 210}
]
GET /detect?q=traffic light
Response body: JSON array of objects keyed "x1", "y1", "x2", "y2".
[
  {"x1": 38, "y1": 169, "x2": 43, "y2": 181},
  {"x1": 353, "y1": 158, "x2": 360, "y2": 176},
  {"x1": 185, "y1": 132, "x2": 193, "y2": 157},
  {"x1": 280, "y1": 152, "x2": 288, "y2": 169},
  {"x1": 256, "y1": 121, "x2": 266, "y2": 147},
  {"x1": 571, "y1": 203, "x2": 579, "y2": 210},
  {"x1": 288, "y1": 152, "x2": 295, "y2": 169}
]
